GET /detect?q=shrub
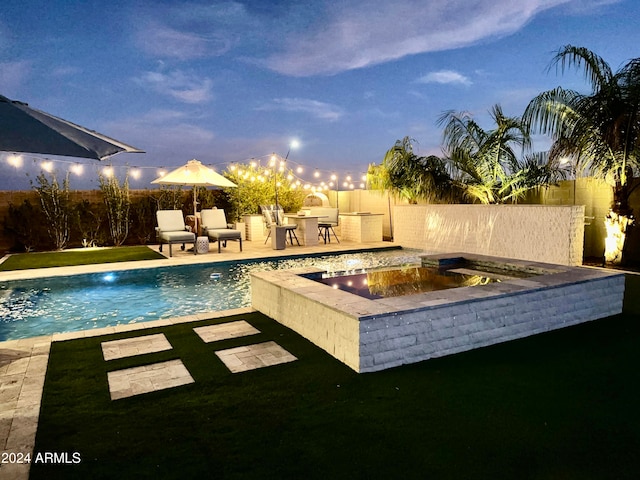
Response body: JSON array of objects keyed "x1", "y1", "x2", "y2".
[{"x1": 99, "y1": 172, "x2": 130, "y2": 246}]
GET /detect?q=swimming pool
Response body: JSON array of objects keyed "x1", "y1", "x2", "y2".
[{"x1": 0, "y1": 248, "x2": 421, "y2": 341}]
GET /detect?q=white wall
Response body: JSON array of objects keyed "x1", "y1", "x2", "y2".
[{"x1": 392, "y1": 204, "x2": 585, "y2": 266}]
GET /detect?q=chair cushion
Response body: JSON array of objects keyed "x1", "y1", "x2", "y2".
[
  {"x1": 159, "y1": 231, "x2": 195, "y2": 242},
  {"x1": 207, "y1": 229, "x2": 241, "y2": 240},
  {"x1": 157, "y1": 210, "x2": 187, "y2": 232},
  {"x1": 200, "y1": 209, "x2": 228, "y2": 230}
]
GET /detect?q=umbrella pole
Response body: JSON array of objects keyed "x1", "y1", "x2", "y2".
[{"x1": 193, "y1": 187, "x2": 198, "y2": 234}]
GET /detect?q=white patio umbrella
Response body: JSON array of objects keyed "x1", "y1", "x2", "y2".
[{"x1": 151, "y1": 159, "x2": 237, "y2": 219}]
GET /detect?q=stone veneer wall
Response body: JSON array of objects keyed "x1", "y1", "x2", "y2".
[
  {"x1": 251, "y1": 258, "x2": 624, "y2": 373},
  {"x1": 358, "y1": 273, "x2": 623, "y2": 372},
  {"x1": 393, "y1": 205, "x2": 585, "y2": 266}
]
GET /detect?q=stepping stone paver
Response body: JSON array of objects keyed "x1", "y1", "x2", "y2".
[
  {"x1": 101, "y1": 333, "x2": 172, "y2": 361},
  {"x1": 107, "y1": 359, "x2": 194, "y2": 400},
  {"x1": 215, "y1": 341, "x2": 297, "y2": 373},
  {"x1": 193, "y1": 320, "x2": 260, "y2": 343}
]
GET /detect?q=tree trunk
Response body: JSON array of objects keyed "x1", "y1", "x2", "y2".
[{"x1": 604, "y1": 210, "x2": 633, "y2": 264}]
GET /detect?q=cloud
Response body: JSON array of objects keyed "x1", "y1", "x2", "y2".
[
  {"x1": 135, "y1": 21, "x2": 231, "y2": 60},
  {"x1": 417, "y1": 70, "x2": 472, "y2": 86},
  {"x1": 261, "y1": 0, "x2": 571, "y2": 76},
  {"x1": 134, "y1": 70, "x2": 213, "y2": 103},
  {"x1": 256, "y1": 98, "x2": 344, "y2": 121}
]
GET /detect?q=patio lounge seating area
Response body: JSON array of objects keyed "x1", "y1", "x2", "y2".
[
  {"x1": 155, "y1": 210, "x2": 196, "y2": 257},
  {"x1": 200, "y1": 209, "x2": 243, "y2": 253}
]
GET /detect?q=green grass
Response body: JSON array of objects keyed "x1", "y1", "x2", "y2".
[
  {"x1": 0, "y1": 246, "x2": 165, "y2": 271},
  {"x1": 32, "y1": 302, "x2": 640, "y2": 479}
]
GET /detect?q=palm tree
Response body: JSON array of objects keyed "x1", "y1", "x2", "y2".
[
  {"x1": 524, "y1": 45, "x2": 640, "y2": 264},
  {"x1": 439, "y1": 105, "x2": 565, "y2": 204},
  {"x1": 367, "y1": 136, "x2": 457, "y2": 204}
]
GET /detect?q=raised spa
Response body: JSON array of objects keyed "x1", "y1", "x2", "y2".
[
  {"x1": 302, "y1": 258, "x2": 541, "y2": 300},
  {"x1": 251, "y1": 253, "x2": 624, "y2": 373}
]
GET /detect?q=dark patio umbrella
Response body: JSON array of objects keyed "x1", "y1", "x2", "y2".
[{"x1": 0, "y1": 94, "x2": 143, "y2": 160}]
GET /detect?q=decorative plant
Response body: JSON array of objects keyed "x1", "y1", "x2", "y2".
[
  {"x1": 367, "y1": 136, "x2": 459, "y2": 204},
  {"x1": 222, "y1": 162, "x2": 304, "y2": 221},
  {"x1": 33, "y1": 171, "x2": 72, "y2": 250},
  {"x1": 524, "y1": 45, "x2": 640, "y2": 264},
  {"x1": 439, "y1": 105, "x2": 566, "y2": 204},
  {"x1": 99, "y1": 170, "x2": 130, "y2": 246}
]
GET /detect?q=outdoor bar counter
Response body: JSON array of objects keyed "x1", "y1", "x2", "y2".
[
  {"x1": 338, "y1": 212, "x2": 383, "y2": 242},
  {"x1": 284, "y1": 215, "x2": 324, "y2": 246}
]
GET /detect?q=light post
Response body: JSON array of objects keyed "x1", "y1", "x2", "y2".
[{"x1": 273, "y1": 140, "x2": 299, "y2": 225}]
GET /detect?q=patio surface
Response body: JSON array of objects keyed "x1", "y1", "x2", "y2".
[{"x1": 0, "y1": 238, "x2": 393, "y2": 479}]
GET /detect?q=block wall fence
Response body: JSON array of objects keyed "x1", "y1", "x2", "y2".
[{"x1": 1, "y1": 177, "x2": 638, "y2": 261}]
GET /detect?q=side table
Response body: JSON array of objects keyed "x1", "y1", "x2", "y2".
[{"x1": 196, "y1": 236, "x2": 209, "y2": 254}]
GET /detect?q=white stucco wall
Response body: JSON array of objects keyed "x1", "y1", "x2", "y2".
[{"x1": 393, "y1": 205, "x2": 585, "y2": 266}]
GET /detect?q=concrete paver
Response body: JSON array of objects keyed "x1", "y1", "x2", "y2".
[
  {"x1": 215, "y1": 341, "x2": 297, "y2": 373},
  {"x1": 101, "y1": 333, "x2": 173, "y2": 361},
  {"x1": 107, "y1": 359, "x2": 194, "y2": 400},
  {"x1": 193, "y1": 320, "x2": 260, "y2": 343}
]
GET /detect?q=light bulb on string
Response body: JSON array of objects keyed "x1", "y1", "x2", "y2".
[
  {"x1": 70, "y1": 163, "x2": 84, "y2": 176},
  {"x1": 7, "y1": 155, "x2": 23, "y2": 168}
]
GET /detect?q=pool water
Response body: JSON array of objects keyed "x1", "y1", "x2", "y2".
[
  {"x1": 0, "y1": 249, "x2": 421, "y2": 341},
  {"x1": 312, "y1": 265, "x2": 500, "y2": 300}
]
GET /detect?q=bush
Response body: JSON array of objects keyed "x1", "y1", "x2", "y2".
[
  {"x1": 99, "y1": 172, "x2": 130, "y2": 246},
  {"x1": 3, "y1": 199, "x2": 47, "y2": 252},
  {"x1": 33, "y1": 172, "x2": 72, "y2": 250}
]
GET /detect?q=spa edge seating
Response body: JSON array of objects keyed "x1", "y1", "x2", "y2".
[
  {"x1": 200, "y1": 208, "x2": 243, "y2": 253},
  {"x1": 156, "y1": 210, "x2": 196, "y2": 257}
]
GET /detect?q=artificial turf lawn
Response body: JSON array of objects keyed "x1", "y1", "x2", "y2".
[
  {"x1": 0, "y1": 246, "x2": 165, "y2": 271},
  {"x1": 31, "y1": 309, "x2": 640, "y2": 479}
]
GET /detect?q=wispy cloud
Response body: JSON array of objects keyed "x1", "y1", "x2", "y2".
[
  {"x1": 417, "y1": 70, "x2": 472, "y2": 86},
  {"x1": 135, "y1": 21, "x2": 231, "y2": 60},
  {"x1": 133, "y1": 3, "x2": 259, "y2": 61},
  {"x1": 256, "y1": 98, "x2": 344, "y2": 121},
  {"x1": 262, "y1": 0, "x2": 571, "y2": 76},
  {"x1": 134, "y1": 70, "x2": 213, "y2": 104}
]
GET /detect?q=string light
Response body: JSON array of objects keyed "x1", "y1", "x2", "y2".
[
  {"x1": 70, "y1": 164, "x2": 84, "y2": 176},
  {"x1": 8, "y1": 155, "x2": 23, "y2": 168},
  {"x1": 2, "y1": 151, "x2": 369, "y2": 191}
]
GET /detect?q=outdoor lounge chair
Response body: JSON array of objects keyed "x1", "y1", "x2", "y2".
[
  {"x1": 261, "y1": 205, "x2": 300, "y2": 246},
  {"x1": 156, "y1": 210, "x2": 196, "y2": 257},
  {"x1": 200, "y1": 209, "x2": 243, "y2": 253}
]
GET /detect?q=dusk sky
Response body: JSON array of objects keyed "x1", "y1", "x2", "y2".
[{"x1": 1, "y1": 0, "x2": 638, "y2": 190}]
